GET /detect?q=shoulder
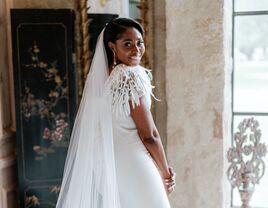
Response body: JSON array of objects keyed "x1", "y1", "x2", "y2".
[
  {"x1": 105, "y1": 64, "x2": 147, "y2": 95},
  {"x1": 105, "y1": 64, "x2": 151, "y2": 87},
  {"x1": 105, "y1": 64, "x2": 153, "y2": 116},
  {"x1": 109, "y1": 64, "x2": 143, "y2": 78}
]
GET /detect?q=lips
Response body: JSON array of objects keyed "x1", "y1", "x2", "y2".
[{"x1": 129, "y1": 55, "x2": 141, "y2": 60}]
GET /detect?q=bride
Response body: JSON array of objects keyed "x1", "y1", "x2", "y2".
[{"x1": 56, "y1": 17, "x2": 176, "y2": 208}]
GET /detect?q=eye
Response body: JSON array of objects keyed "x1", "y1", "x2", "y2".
[
  {"x1": 124, "y1": 42, "x2": 132, "y2": 47},
  {"x1": 137, "y1": 40, "x2": 144, "y2": 47}
]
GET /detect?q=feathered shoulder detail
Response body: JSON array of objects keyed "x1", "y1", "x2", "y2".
[{"x1": 105, "y1": 64, "x2": 154, "y2": 116}]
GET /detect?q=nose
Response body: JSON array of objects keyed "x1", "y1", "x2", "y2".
[{"x1": 132, "y1": 44, "x2": 140, "y2": 54}]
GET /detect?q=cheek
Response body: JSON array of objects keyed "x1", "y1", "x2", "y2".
[
  {"x1": 116, "y1": 50, "x2": 130, "y2": 61},
  {"x1": 140, "y1": 47, "x2": 145, "y2": 56}
]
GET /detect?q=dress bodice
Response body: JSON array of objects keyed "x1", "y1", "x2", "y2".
[{"x1": 105, "y1": 64, "x2": 153, "y2": 118}]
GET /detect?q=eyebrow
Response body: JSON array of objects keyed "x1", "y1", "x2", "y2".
[
  {"x1": 122, "y1": 38, "x2": 143, "y2": 42},
  {"x1": 122, "y1": 39, "x2": 132, "y2": 42}
]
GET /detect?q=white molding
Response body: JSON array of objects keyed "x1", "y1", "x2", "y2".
[
  {"x1": 0, "y1": 132, "x2": 15, "y2": 159},
  {"x1": 0, "y1": 132, "x2": 14, "y2": 144},
  {"x1": 0, "y1": 155, "x2": 16, "y2": 169},
  {"x1": 1, "y1": 183, "x2": 17, "y2": 208},
  {"x1": 5, "y1": 0, "x2": 16, "y2": 131}
]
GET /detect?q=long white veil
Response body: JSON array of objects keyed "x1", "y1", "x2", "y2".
[{"x1": 56, "y1": 29, "x2": 121, "y2": 208}]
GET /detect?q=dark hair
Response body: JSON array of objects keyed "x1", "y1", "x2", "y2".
[{"x1": 103, "y1": 18, "x2": 144, "y2": 66}]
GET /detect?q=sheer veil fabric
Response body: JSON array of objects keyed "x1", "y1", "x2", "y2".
[{"x1": 56, "y1": 29, "x2": 121, "y2": 208}]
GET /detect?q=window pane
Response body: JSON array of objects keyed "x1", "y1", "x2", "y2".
[
  {"x1": 129, "y1": 1, "x2": 140, "y2": 19},
  {"x1": 232, "y1": 115, "x2": 268, "y2": 207},
  {"x1": 233, "y1": 15, "x2": 268, "y2": 113},
  {"x1": 235, "y1": 0, "x2": 268, "y2": 12}
]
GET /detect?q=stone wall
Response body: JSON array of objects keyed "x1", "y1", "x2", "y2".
[
  {"x1": 0, "y1": 0, "x2": 17, "y2": 207},
  {"x1": 152, "y1": 0, "x2": 168, "y2": 148},
  {"x1": 164, "y1": 0, "x2": 231, "y2": 207},
  {"x1": 223, "y1": 0, "x2": 233, "y2": 206},
  {"x1": 87, "y1": 0, "x2": 129, "y2": 17}
]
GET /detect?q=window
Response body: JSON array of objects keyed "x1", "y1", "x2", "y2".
[
  {"x1": 129, "y1": 0, "x2": 140, "y2": 19},
  {"x1": 232, "y1": 0, "x2": 268, "y2": 207}
]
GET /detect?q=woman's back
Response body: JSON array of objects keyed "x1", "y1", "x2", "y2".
[{"x1": 105, "y1": 64, "x2": 171, "y2": 208}]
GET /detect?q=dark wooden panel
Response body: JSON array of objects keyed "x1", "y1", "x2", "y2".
[
  {"x1": 11, "y1": 9, "x2": 76, "y2": 208},
  {"x1": 11, "y1": 10, "x2": 119, "y2": 208}
]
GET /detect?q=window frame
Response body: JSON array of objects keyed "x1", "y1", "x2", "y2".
[{"x1": 232, "y1": 0, "x2": 268, "y2": 207}]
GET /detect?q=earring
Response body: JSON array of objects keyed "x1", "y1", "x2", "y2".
[{"x1": 112, "y1": 50, "x2": 117, "y2": 68}]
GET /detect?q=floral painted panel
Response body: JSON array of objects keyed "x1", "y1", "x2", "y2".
[{"x1": 11, "y1": 9, "x2": 76, "y2": 208}]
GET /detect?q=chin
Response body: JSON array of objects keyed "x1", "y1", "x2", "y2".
[{"x1": 127, "y1": 61, "x2": 140, "y2": 66}]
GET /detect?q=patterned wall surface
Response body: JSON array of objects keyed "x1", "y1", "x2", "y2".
[{"x1": 11, "y1": 9, "x2": 76, "y2": 208}]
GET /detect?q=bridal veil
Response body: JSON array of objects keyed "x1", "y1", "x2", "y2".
[{"x1": 56, "y1": 28, "x2": 121, "y2": 208}]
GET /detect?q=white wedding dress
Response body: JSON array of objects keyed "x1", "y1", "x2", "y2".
[{"x1": 105, "y1": 64, "x2": 171, "y2": 208}]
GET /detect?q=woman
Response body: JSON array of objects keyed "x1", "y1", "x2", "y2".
[{"x1": 56, "y1": 17, "x2": 175, "y2": 208}]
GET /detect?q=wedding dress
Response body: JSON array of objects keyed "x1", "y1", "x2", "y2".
[
  {"x1": 105, "y1": 63, "x2": 171, "y2": 208},
  {"x1": 56, "y1": 28, "x2": 170, "y2": 208}
]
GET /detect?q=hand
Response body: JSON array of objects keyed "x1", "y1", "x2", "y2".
[{"x1": 163, "y1": 167, "x2": 176, "y2": 195}]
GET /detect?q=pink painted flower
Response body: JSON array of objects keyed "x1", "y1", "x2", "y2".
[
  {"x1": 43, "y1": 128, "x2": 51, "y2": 139},
  {"x1": 33, "y1": 145, "x2": 41, "y2": 152}
]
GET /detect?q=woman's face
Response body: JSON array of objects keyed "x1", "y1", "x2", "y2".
[{"x1": 109, "y1": 27, "x2": 145, "y2": 66}]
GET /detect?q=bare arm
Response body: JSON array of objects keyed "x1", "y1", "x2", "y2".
[{"x1": 130, "y1": 96, "x2": 171, "y2": 179}]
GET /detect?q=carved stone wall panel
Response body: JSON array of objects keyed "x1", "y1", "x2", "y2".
[
  {"x1": 0, "y1": 155, "x2": 17, "y2": 208},
  {"x1": 0, "y1": 0, "x2": 13, "y2": 131},
  {"x1": 0, "y1": 133, "x2": 16, "y2": 158},
  {"x1": 1, "y1": 184, "x2": 18, "y2": 208},
  {"x1": 0, "y1": 158, "x2": 17, "y2": 188}
]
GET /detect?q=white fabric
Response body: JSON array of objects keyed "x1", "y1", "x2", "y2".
[
  {"x1": 106, "y1": 64, "x2": 171, "y2": 208},
  {"x1": 105, "y1": 64, "x2": 153, "y2": 116},
  {"x1": 56, "y1": 29, "x2": 121, "y2": 208},
  {"x1": 56, "y1": 29, "x2": 170, "y2": 208}
]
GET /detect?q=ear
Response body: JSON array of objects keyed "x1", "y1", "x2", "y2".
[{"x1": 108, "y1": 42, "x2": 116, "y2": 52}]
